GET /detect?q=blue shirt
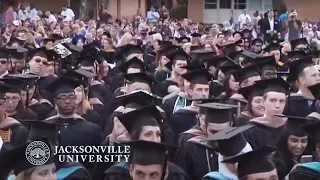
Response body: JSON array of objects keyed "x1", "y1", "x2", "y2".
[
  {"x1": 279, "y1": 13, "x2": 288, "y2": 24},
  {"x1": 203, "y1": 171, "x2": 234, "y2": 180},
  {"x1": 147, "y1": 10, "x2": 159, "y2": 23}
]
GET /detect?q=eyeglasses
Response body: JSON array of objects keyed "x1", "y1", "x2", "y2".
[
  {"x1": 5, "y1": 96, "x2": 20, "y2": 102},
  {"x1": 35, "y1": 59, "x2": 48, "y2": 66},
  {"x1": 255, "y1": 44, "x2": 262, "y2": 47},
  {"x1": 56, "y1": 94, "x2": 76, "y2": 101},
  {"x1": 0, "y1": 60, "x2": 7, "y2": 64}
]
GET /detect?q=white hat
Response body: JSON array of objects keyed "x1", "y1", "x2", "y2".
[{"x1": 13, "y1": 20, "x2": 20, "y2": 26}]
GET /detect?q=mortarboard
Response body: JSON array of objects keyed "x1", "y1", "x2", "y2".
[
  {"x1": 190, "y1": 49, "x2": 213, "y2": 62},
  {"x1": 124, "y1": 72, "x2": 156, "y2": 87},
  {"x1": 253, "y1": 55, "x2": 277, "y2": 71},
  {"x1": 62, "y1": 68, "x2": 96, "y2": 86},
  {"x1": 222, "y1": 146, "x2": 276, "y2": 178},
  {"x1": 176, "y1": 36, "x2": 191, "y2": 43},
  {"x1": 302, "y1": 121, "x2": 320, "y2": 143},
  {"x1": 223, "y1": 43, "x2": 238, "y2": 55},
  {"x1": 255, "y1": 77, "x2": 291, "y2": 94},
  {"x1": 0, "y1": 81, "x2": 11, "y2": 100},
  {"x1": 180, "y1": 62, "x2": 205, "y2": 72},
  {"x1": 45, "y1": 76, "x2": 82, "y2": 97},
  {"x1": 5, "y1": 73, "x2": 39, "y2": 89},
  {"x1": 232, "y1": 65, "x2": 260, "y2": 83},
  {"x1": 119, "y1": 44, "x2": 143, "y2": 58},
  {"x1": 124, "y1": 140, "x2": 172, "y2": 167},
  {"x1": 79, "y1": 43, "x2": 100, "y2": 67},
  {"x1": 118, "y1": 57, "x2": 147, "y2": 74},
  {"x1": 191, "y1": 32, "x2": 202, "y2": 38},
  {"x1": 308, "y1": 83, "x2": 320, "y2": 100},
  {"x1": 206, "y1": 125, "x2": 253, "y2": 157},
  {"x1": 204, "y1": 56, "x2": 229, "y2": 68},
  {"x1": 181, "y1": 69, "x2": 212, "y2": 85},
  {"x1": 238, "y1": 82, "x2": 264, "y2": 101},
  {"x1": 117, "y1": 105, "x2": 163, "y2": 134},
  {"x1": 0, "y1": 77, "x2": 26, "y2": 93},
  {"x1": 157, "y1": 42, "x2": 178, "y2": 53},
  {"x1": 116, "y1": 90, "x2": 162, "y2": 107},
  {"x1": 219, "y1": 61, "x2": 241, "y2": 75},
  {"x1": 0, "y1": 48, "x2": 9, "y2": 59},
  {"x1": 287, "y1": 50, "x2": 308, "y2": 60},
  {"x1": 165, "y1": 48, "x2": 191, "y2": 70},
  {"x1": 288, "y1": 55, "x2": 314, "y2": 81},
  {"x1": 290, "y1": 38, "x2": 308, "y2": 50},
  {"x1": 29, "y1": 47, "x2": 50, "y2": 59},
  {"x1": 195, "y1": 102, "x2": 238, "y2": 123},
  {"x1": 264, "y1": 43, "x2": 281, "y2": 52},
  {"x1": 6, "y1": 46, "x2": 28, "y2": 60},
  {"x1": 274, "y1": 115, "x2": 310, "y2": 136}
]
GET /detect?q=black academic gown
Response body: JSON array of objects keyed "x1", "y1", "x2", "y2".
[
  {"x1": 177, "y1": 126, "x2": 204, "y2": 147},
  {"x1": 162, "y1": 94, "x2": 192, "y2": 119},
  {"x1": 154, "y1": 79, "x2": 178, "y2": 97},
  {"x1": 10, "y1": 108, "x2": 37, "y2": 121},
  {"x1": 28, "y1": 99, "x2": 53, "y2": 120},
  {"x1": 272, "y1": 151, "x2": 298, "y2": 180},
  {"x1": 0, "y1": 117, "x2": 29, "y2": 150},
  {"x1": 175, "y1": 136, "x2": 218, "y2": 180},
  {"x1": 103, "y1": 161, "x2": 188, "y2": 180},
  {"x1": 154, "y1": 70, "x2": 170, "y2": 82},
  {"x1": 234, "y1": 111, "x2": 251, "y2": 127},
  {"x1": 56, "y1": 162, "x2": 91, "y2": 180},
  {"x1": 283, "y1": 94, "x2": 316, "y2": 117},
  {"x1": 168, "y1": 106, "x2": 198, "y2": 142},
  {"x1": 243, "y1": 119, "x2": 285, "y2": 149}
]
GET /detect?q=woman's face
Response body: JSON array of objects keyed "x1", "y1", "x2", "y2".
[
  {"x1": 287, "y1": 135, "x2": 308, "y2": 158},
  {"x1": 228, "y1": 75, "x2": 239, "y2": 92},
  {"x1": 90, "y1": 29, "x2": 97, "y2": 37},
  {"x1": 5, "y1": 92, "x2": 21, "y2": 113},
  {"x1": 139, "y1": 126, "x2": 161, "y2": 143},
  {"x1": 101, "y1": 35, "x2": 110, "y2": 48},
  {"x1": 30, "y1": 163, "x2": 56, "y2": 180},
  {"x1": 74, "y1": 86, "x2": 83, "y2": 105},
  {"x1": 76, "y1": 39, "x2": 84, "y2": 48},
  {"x1": 184, "y1": 45, "x2": 191, "y2": 53},
  {"x1": 234, "y1": 33, "x2": 242, "y2": 41},
  {"x1": 160, "y1": 56, "x2": 169, "y2": 67},
  {"x1": 250, "y1": 96, "x2": 265, "y2": 117},
  {"x1": 204, "y1": 44, "x2": 212, "y2": 51}
]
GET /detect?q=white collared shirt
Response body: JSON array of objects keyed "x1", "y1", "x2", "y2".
[{"x1": 269, "y1": 18, "x2": 274, "y2": 31}]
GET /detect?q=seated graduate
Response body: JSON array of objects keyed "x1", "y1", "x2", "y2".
[
  {"x1": 263, "y1": 43, "x2": 287, "y2": 71},
  {"x1": 104, "y1": 105, "x2": 186, "y2": 180},
  {"x1": 243, "y1": 78, "x2": 290, "y2": 149},
  {"x1": 169, "y1": 69, "x2": 212, "y2": 138},
  {"x1": 175, "y1": 102, "x2": 237, "y2": 180},
  {"x1": 0, "y1": 77, "x2": 37, "y2": 120},
  {"x1": 2, "y1": 138, "x2": 57, "y2": 180},
  {"x1": 222, "y1": 146, "x2": 278, "y2": 180},
  {"x1": 154, "y1": 48, "x2": 190, "y2": 97},
  {"x1": 21, "y1": 120, "x2": 91, "y2": 179},
  {"x1": 235, "y1": 82, "x2": 265, "y2": 126},
  {"x1": 302, "y1": 120, "x2": 320, "y2": 161},
  {"x1": 251, "y1": 55, "x2": 278, "y2": 80},
  {"x1": 0, "y1": 81, "x2": 28, "y2": 150},
  {"x1": 44, "y1": 76, "x2": 103, "y2": 169},
  {"x1": 283, "y1": 54, "x2": 320, "y2": 117},
  {"x1": 218, "y1": 61, "x2": 242, "y2": 99},
  {"x1": 271, "y1": 116, "x2": 313, "y2": 180},
  {"x1": 203, "y1": 125, "x2": 253, "y2": 180},
  {"x1": 306, "y1": 83, "x2": 320, "y2": 120}
]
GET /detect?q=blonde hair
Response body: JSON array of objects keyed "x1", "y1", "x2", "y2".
[
  {"x1": 117, "y1": 32, "x2": 132, "y2": 47},
  {"x1": 75, "y1": 86, "x2": 92, "y2": 115}
]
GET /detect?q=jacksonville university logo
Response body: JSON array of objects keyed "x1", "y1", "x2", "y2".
[{"x1": 25, "y1": 141, "x2": 51, "y2": 166}]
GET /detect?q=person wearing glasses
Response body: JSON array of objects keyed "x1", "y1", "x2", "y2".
[{"x1": 27, "y1": 47, "x2": 49, "y2": 77}]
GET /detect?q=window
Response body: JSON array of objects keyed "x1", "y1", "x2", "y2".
[
  {"x1": 205, "y1": 0, "x2": 217, "y2": 9},
  {"x1": 234, "y1": 0, "x2": 247, "y2": 9},
  {"x1": 264, "y1": 0, "x2": 272, "y2": 11},
  {"x1": 220, "y1": 0, "x2": 232, "y2": 9},
  {"x1": 249, "y1": 0, "x2": 262, "y2": 10}
]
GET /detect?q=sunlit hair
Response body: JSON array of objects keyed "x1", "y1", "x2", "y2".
[
  {"x1": 75, "y1": 86, "x2": 92, "y2": 115},
  {"x1": 117, "y1": 32, "x2": 132, "y2": 47}
]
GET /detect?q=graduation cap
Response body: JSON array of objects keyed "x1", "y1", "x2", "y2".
[
  {"x1": 222, "y1": 146, "x2": 276, "y2": 178},
  {"x1": 6, "y1": 46, "x2": 28, "y2": 60},
  {"x1": 223, "y1": 43, "x2": 238, "y2": 54},
  {"x1": 79, "y1": 43, "x2": 100, "y2": 67},
  {"x1": 165, "y1": 48, "x2": 191, "y2": 70},
  {"x1": 176, "y1": 36, "x2": 191, "y2": 43},
  {"x1": 290, "y1": 38, "x2": 308, "y2": 50},
  {"x1": 63, "y1": 68, "x2": 96, "y2": 85},
  {"x1": 287, "y1": 50, "x2": 308, "y2": 60},
  {"x1": 255, "y1": 77, "x2": 291, "y2": 94},
  {"x1": 120, "y1": 44, "x2": 143, "y2": 58},
  {"x1": 190, "y1": 49, "x2": 213, "y2": 61},
  {"x1": 118, "y1": 57, "x2": 147, "y2": 74},
  {"x1": 117, "y1": 105, "x2": 163, "y2": 134},
  {"x1": 7, "y1": 37, "x2": 25, "y2": 47},
  {"x1": 0, "y1": 77, "x2": 26, "y2": 93},
  {"x1": 181, "y1": 69, "x2": 212, "y2": 85},
  {"x1": 195, "y1": 102, "x2": 238, "y2": 123},
  {"x1": 204, "y1": 56, "x2": 229, "y2": 68},
  {"x1": 0, "y1": 81, "x2": 11, "y2": 100},
  {"x1": 125, "y1": 140, "x2": 172, "y2": 167},
  {"x1": 274, "y1": 115, "x2": 310, "y2": 136},
  {"x1": 288, "y1": 55, "x2": 314, "y2": 81},
  {"x1": 238, "y1": 82, "x2": 264, "y2": 101},
  {"x1": 307, "y1": 83, "x2": 320, "y2": 100},
  {"x1": 206, "y1": 125, "x2": 253, "y2": 157},
  {"x1": 219, "y1": 61, "x2": 242, "y2": 75},
  {"x1": 157, "y1": 41, "x2": 178, "y2": 53},
  {"x1": 124, "y1": 72, "x2": 156, "y2": 87},
  {"x1": 302, "y1": 121, "x2": 320, "y2": 143},
  {"x1": 191, "y1": 32, "x2": 202, "y2": 38},
  {"x1": 45, "y1": 76, "x2": 82, "y2": 97},
  {"x1": 180, "y1": 61, "x2": 205, "y2": 72},
  {"x1": 29, "y1": 47, "x2": 50, "y2": 59},
  {"x1": 264, "y1": 43, "x2": 281, "y2": 52},
  {"x1": 5, "y1": 73, "x2": 39, "y2": 95},
  {"x1": 253, "y1": 55, "x2": 277, "y2": 71},
  {"x1": 116, "y1": 90, "x2": 161, "y2": 107},
  {"x1": 232, "y1": 65, "x2": 260, "y2": 83}
]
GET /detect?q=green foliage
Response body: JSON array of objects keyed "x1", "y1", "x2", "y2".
[{"x1": 169, "y1": 5, "x2": 187, "y2": 20}]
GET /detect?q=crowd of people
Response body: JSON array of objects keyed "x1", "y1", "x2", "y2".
[{"x1": 0, "y1": 1, "x2": 320, "y2": 180}]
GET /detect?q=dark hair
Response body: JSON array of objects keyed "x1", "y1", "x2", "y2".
[{"x1": 223, "y1": 74, "x2": 235, "y2": 98}]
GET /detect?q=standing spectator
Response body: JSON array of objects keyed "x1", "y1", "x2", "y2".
[
  {"x1": 45, "y1": 11, "x2": 57, "y2": 24},
  {"x1": 99, "y1": 9, "x2": 112, "y2": 25},
  {"x1": 18, "y1": 3, "x2": 29, "y2": 21},
  {"x1": 160, "y1": 5, "x2": 169, "y2": 20},
  {"x1": 287, "y1": 11, "x2": 302, "y2": 41},
  {"x1": 5, "y1": 1, "x2": 15, "y2": 25},
  {"x1": 307, "y1": 25, "x2": 320, "y2": 50},
  {"x1": 147, "y1": 6, "x2": 160, "y2": 25},
  {"x1": 61, "y1": 4, "x2": 75, "y2": 23},
  {"x1": 279, "y1": 11, "x2": 288, "y2": 25},
  {"x1": 238, "y1": 9, "x2": 251, "y2": 30},
  {"x1": 29, "y1": 4, "x2": 39, "y2": 21},
  {"x1": 259, "y1": 9, "x2": 281, "y2": 43},
  {"x1": 251, "y1": 11, "x2": 261, "y2": 26},
  {"x1": 133, "y1": 8, "x2": 144, "y2": 28}
]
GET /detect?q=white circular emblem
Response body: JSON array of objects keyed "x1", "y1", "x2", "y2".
[{"x1": 25, "y1": 141, "x2": 51, "y2": 166}]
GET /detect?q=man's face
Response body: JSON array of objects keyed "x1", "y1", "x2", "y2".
[
  {"x1": 188, "y1": 84, "x2": 209, "y2": 100},
  {"x1": 252, "y1": 42, "x2": 263, "y2": 53},
  {"x1": 128, "y1": 82, "x2": 151, "y2": 93},
  {"x1": 217, "y1": 35, "x2": 225, "y2": 44},
  {"x1": 294, "y1": 44, "x2": 307, "y2": 51},
  {"x1": 130, "y1": 164, "x2": 166, "y2": 180},
  {"x1": 0, "y1": 58, "x2": 8, "y2": 73},
  {"x1": 172, "y1": 60, "x2": 188, "y2": 75},
  {"x1": 55, "y1": 92, "x2": 76, "y2": 115},
  {"x1": 29, "y1": 56, "x2": 48, "y2": 76},
  {"x1": 12, "y1": 58, "x2": 25, "y2": 71},
  {"x1": 268, "y1": 11, "x2": 274, "y2": 18},
  {"x1": 261, "y1": 68, "x2": 277, "y2": 79},
  {"x1": 246, "y1": 169, "x2": 278, "y2": 180},
  {"x1": 301, "y1": 66, "x2": 320, "y2": 87},
  {"x1": 264, "y1": 92, "x2": 286, "y2": 117},
  {"x1": 45, "y1": 42, "x2": 54, "y2": 50}
]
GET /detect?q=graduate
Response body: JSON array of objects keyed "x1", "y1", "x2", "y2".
[
  {"x1": 203, "y1": 125, "x2": 253, "y2": 180},
  {"x1": 168, "y1": 69, "x2": 212, "y2": 138},
  {"x1": 306, "y1": 83, "x2": 320, "y2": 120},
  {"x1": 0, "y1": 81, "x2": 28, "y2": 150},
  {"x1": 263, "y1": 43, "x2": 286, "y2": 71},
  {"x1": 222, "y1": 146, "x2": 278, "y2": 180},
  {"x1": 251, "y1": 55, "x2": 278, "y2": 79},
  {"x1": 175, "y1": 102, "x2": 237, "y2": 180},
  {"x1": 27, "y1": 47, "x2": 50, "y2": 77},
  {"x1": 154, "y1": 48, "x2": 190, "y2": 97},
  {"x1": 290, "y1": 38, "x2": 309, "y2": 51},
  {"x1": 243, "y1": 77, "x2": 290, "y2": 149},
  {"x1": 283, "y1": 55, "x2": 319, "y2": 117}
]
